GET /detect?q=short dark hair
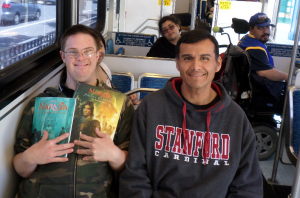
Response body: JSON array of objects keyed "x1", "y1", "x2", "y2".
[
  {"x1": 92, "y1": 28, "x2": 106, "y2": 50},
  {"x1": 175, "y1": 30, "x2": 219, "y2": 60},
  {"x1": 82, "y1": 100, "x2": 95, "y2": 117},
  {"x1": 60, "y1": 24, "x2": 102, "y2": 51},
  {"x1": 158, "y1": 15, "x2": 181, "y2": 35}
]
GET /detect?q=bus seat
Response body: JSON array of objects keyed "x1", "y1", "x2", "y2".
[
  {"x1": 115, "y1": 47, "x2": 125, "y2": 55},
  {"x1": 111, "y1": 72, "x2": 134, "y2": 93},
  {"x1": 170, "y1": 13, "x2": 191, "y2": 31},
  {"x1": 137, "y1": 73, "x2": 177, "y2": 99},
  {"x1": 287, "y1": 86, "x2": 300, "y2": 165},
  {"x1": 294, "y1": 69, "x2": 300, "y2": 86},
  {"x1": 105, "y1": 38, "x2": 114, "y2": 54}
]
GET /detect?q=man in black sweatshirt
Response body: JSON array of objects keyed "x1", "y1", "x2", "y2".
[{"x1": 120, "y1": 29, "x2": 263, "y2": 198}]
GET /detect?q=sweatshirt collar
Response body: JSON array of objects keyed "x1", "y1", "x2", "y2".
[{"x1": 170, "y1": 77, "x2": 224, "y2": 165}]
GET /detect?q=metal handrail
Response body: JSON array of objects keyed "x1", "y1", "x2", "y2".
[
  {"x1": 125, "y1": 88, "x2": 159, "y2": 95},
  {"x1": 190, "y1": 0, "x2": 197, "y2": 30},
  {"x1": 133, "y1": 18, "x2": 159, "y2": 33},
  {"x1": 138, "y1": 26, "x2": 159, "y2": 34}
]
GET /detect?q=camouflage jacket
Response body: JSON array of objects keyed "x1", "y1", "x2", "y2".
[{"x1": 14, "y1": 84, "x2": 134, "y2": 198}]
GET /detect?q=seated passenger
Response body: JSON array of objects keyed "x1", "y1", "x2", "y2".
[
  {"x1": 238, "y1": 13, "x2": 288, "y2": 102},
  {"x1": 205, "y1": 0, "x2": 214, "y2": 25},
  {"x1": 120, "y1": 29, "x2": 263, "y2": 198},
  {"x1": 146, "y1": 15, "x2": 181, "y2": 58},
  {"x1": 13, "y1": 24, "x2": 134, "y2": 198}
]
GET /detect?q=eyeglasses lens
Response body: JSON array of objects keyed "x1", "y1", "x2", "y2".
[{"x1": 162, "y1": 25, "x2": 175, "y2": 34}]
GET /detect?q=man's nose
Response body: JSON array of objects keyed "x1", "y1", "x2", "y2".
[
  {"x1": 191, "y1": 59, "x2": 202, "y2": 69},
  {"x1": 76, "y1": 52, "x2": 85, "y2": 60}
]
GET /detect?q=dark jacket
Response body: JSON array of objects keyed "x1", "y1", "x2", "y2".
[
  {"x1": 14, "y1": 83, "x2": 134, "y2": 198},
  {"x1": 146, "y1": 37, "x2": 176, "y2": 59}
]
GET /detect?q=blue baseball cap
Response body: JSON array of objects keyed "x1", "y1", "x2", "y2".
[{"x1": 249, "y1": 13, "x2": 275, "y2": 27}]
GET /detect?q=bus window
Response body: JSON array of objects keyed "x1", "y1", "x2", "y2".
[
  {"x1": 78, "y1": 0, "x2": 97, "y2": 28},
  {"x1": 274, "y1": 0, "x2": 299, "y2": 45},
  {"x1": 0, "y1": 0, "x2": 57, "y2": 70}
]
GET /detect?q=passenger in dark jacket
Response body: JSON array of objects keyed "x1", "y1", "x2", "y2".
[
  {"x1": 13, "y1": 24, "x2": 134, "y2": 198},
  {"x1": 120, "y1": 29, "x2": 263, "y2": 198},
  {"x1": 146, "y1": 15, "x2": 181, "y2": 58}
]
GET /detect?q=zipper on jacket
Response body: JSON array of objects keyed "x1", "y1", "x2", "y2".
[{"x1": 73, "y1": 154, "x2": 78, "y2": 198}]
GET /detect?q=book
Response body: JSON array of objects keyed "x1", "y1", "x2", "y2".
[
  {"x1": 32, "y1": 97, "x2": 76, "y2": 151},
  {"x1": 71, "y1": 82, "x2": 125, "y2": 153}
]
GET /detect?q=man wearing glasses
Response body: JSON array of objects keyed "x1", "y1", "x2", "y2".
[
  {"x1": 238, "y1": 13, "x2": 288, "y2": 104},
  {"x1": 146, "y1": 15, "x2": 181, "y2": 58},
  {"x1": 13, "y1": 24, "x2": 134, "y2": 197}
]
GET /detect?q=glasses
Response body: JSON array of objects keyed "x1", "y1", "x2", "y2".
[
  {"x1": 162, "y1": 24, "x2": 176, "y2": 35},
  {"x1": 63, "y1": 49, "x2": 97, "y2": 58}
]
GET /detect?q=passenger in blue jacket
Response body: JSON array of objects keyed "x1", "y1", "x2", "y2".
[
  {"x1": 238, "y1": 12, "x2": 288, "y2": 103},
  {"x1": 120, "y1": 29, "x2": 263, "y2": 198}
]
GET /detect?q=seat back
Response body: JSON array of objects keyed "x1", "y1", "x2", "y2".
[
  {"x1": 111, "y1": 72, "x2": 134, "y2": 93},
  {"x1": 105, "y1": 38, "x2": 114, "y2": 54},
  {"x1": 288, "y1": 87, "x2": 300, "y2": 165},
  {"x1": 137, "y1": 73, "x2": 177, "y2": 99}
]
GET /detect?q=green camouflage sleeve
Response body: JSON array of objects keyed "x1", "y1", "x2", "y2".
[
  {"x1": 113, "y1": 95, "x2": 135, "y2": 151},
  {"x1": 14, "y1": 97, "x2": 36, "y2": 154}
]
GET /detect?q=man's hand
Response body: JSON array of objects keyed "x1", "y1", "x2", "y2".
[
  {"x1": 23, "y1": 130, "x2": 74, "y2": 165},
  {"x1": 13, "y1": 130, "x2": 74, "y2": 178},
  {"x1": 74, "y1": 128, "x2": 127, "y2": 171},
  {"x1": 75, "y1": 128, "x2": 118, "y2": 162}
]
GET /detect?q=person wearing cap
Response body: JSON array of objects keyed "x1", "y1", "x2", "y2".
[{"x1": 238, "y1": 12, "x2": 288, "y2": 104}]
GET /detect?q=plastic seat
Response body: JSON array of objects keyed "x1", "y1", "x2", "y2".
[
  {"x1": 111, "y1": 72, "x2": 134, "y2": 93},
  {"x1": 137, "y1": 73, "x2": 177, "y2": 99},
  {"x1": 105, "y1": 38, "x2": 114, "y2": 54},
  {"x1": 287, "y1": 87, "x2": 300, "y2": 165}
]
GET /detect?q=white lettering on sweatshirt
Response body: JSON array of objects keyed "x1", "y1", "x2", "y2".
[{"x1": 155, "y1": 125, "x2": 230, "y2": 165}]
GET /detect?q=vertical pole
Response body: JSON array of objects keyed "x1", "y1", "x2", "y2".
[
  {"x1": 160, "y1": 0, "x2": 164, "y2": 36},
  {"x1": 270, "y1": 1, "x2": 300, "y2": 184},
  {"x1": 190, "y1": 0, "x2": 197, "y2": 30},
  {"x1": 160, "y1": 0, "x2": 164, "y2": 18},
  {"x1": 172, "y1": 0, "x2": 176, "y2": 14}
]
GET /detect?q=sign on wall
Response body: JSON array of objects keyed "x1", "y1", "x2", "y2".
[
  {"x1": 115, "y1": 33, "x2": 156, "y2": 47},
  {"x1": 158, "y1": 0, "x2": 171, "y2": 6},
  {"x1": 266, "y1": 44, "x2": 300, "y2": 58}
]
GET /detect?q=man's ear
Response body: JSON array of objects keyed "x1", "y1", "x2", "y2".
[
  {"x1": 249, "y1": 27, "x2": 254, "y2": 34},
  {"x1": 96, "y1": 50, "x2": 100, "y2": 59},
  {"x1": 60, "y1": 51, "x2": 65, "y2": 63},
  {"x1": 175, "y1": 57, "x2": 180, "y2": 71},
  {"x1": 215, "y1": 56, "x2": 222, "y2": 72}
]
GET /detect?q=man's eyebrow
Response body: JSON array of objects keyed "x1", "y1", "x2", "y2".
[
  {"x1": 66, "y1": 47, "x2": 95, "y2": 51},
  {"x1": 181, "y1": 54, "x2": 193, "y2": 57},
  {"x1": 200, "y1": 54, "x2": 212, "y2": 57}
]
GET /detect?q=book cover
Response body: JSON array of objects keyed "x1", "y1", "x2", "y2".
[
  {"x1": 32, "y1": 97, "x2": 76, "y2": 147},
  {"x1": 72, "y1": 82, "x2": 125, "y2": 152}
]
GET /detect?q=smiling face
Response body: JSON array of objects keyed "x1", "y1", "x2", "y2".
[
  {"x1": 162, "y1": 20, "x2": 181, "y2": 44},
  {"x1": 175, "y1": 39, "x2": 221, "y2": 94},
  {"x1": 250, "y1": 25, "x2": 271, "y2": 43},
  {"x1": 60, "y1": 33, "x2": 99, "y2": 89}
]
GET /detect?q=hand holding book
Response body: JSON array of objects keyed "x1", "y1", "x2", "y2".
[
  {"x1": 74, "y1": 127, "x2": 120, "y2": 162},
  {"x1": 23, "y1": 130, "x2": 74, "y2": 165}
]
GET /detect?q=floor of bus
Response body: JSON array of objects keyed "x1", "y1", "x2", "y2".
[{"x1": 260, "y1": 154, "x2": 295, "y2": 198}]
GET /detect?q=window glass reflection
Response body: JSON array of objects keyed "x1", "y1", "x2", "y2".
[
  {"x1": 0, "y1": 0, "x2": 56, "y2": 70},
  {"x1": 78, "y1": 0, "x2": 98, "y2": 28}
]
